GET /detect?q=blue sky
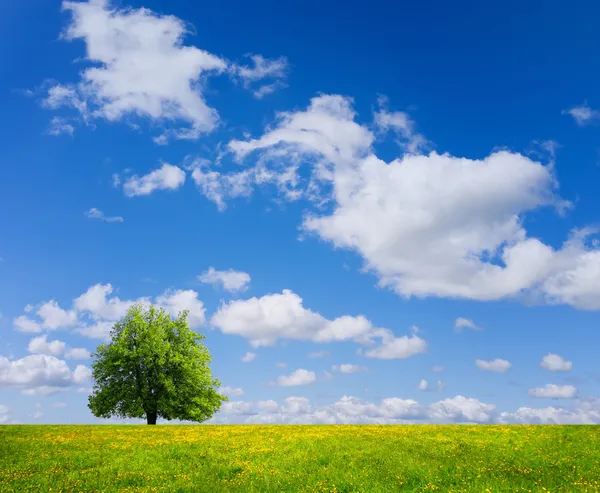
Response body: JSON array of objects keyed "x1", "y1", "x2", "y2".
[{"x1": 1, "y1": 0, "x2": 600, "y2": 424}]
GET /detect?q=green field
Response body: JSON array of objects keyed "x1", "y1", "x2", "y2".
[{"x1": 1, "y1": 425, "x2": 599, "y2": 492}]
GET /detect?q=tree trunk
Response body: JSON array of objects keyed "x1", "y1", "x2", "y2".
[{"x1": 147, "y1": 412, "x2": 157, "y2": 425}]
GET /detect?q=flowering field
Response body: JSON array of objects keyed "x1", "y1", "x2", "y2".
[{"x1": 0, "y1": 425, "x2": 599, "y2": 492}]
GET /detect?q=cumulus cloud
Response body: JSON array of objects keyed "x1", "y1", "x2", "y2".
[
  {"x1": 198, "y1": 267, "x2": 251, "y2": 293},
  {"x1": 540, "y1": 353, "x2": 572, "y2": 372},
  {"x1": 418, "y1": 379, "x2": 444, "y2": 392},
  {"x1": 43, "y1": 0, "x2": 228, "y2": 143},
  {"x1": 64, "y1": 348, "x2": 91, "y2": 360},
  {"x1": 363, "y1": 333, "x2": 427, "y2": 360},
  {"x1": 15, "y1": 300, "x2": 77, "y2": 333},
  {"x1": 219, "y1": 386, "x2": 244, "y2": 397},
  {"x1": 241, "y1": 352, "x2": 256, "y2": 363},
  {"x1": 229, "y1": 94, "x2": 373, "y2": 166},
  {"x1": 0, "y1": 354, "x2": 91, "y2": 395},
  {"x1": 500, "y1": 398, "x2": 600, "y2": 424},
  {"x1": 37, "y1": 300, "x2": 78, "y2": 330},
  {"x1": 212, "y1": 393, "x2": 600, "y2": 425},
  {"x1": 123, "y1": 163, "x2": 186, "y2": 197},
  {"x1": 211, "y1": 394, "x2": 503, "y2": 424},
  {"x1": 154, "y1": 289, "x2": 206, "y2": 329},
  {"x1": 562, "y1": 104, "x2": 600, "y2": 126},
  {"x1": 74, "y1": 284, "x2": 138, "y2": 322},
  {"x1": 528, "y1": 384, "x2": 577, "y2": 399},
  {"x1": 14, "y1": 316, "x2": 43, "y2": 333},
  {"x1": 454, "y1": 317, "x2": 482, "y2": 332},
  {"x1": 84, "y1": 208, "x2": 123, "y2": 223},
  {"x1": 428, "y1": 395, "x2": 497, "y2": 423},
  {"x1": 16, "y1": 283, "x2": 206, "y2": 342},
  {"x1": 332, "y1": 364, "x2": 365, "y2": 374},
  {"x1": 210, "y1": 289, "x2": 426, "y2": 358},
  {"x1": 475, "y1": 359, "x2": 511, "y2": 373},
  {"x1": 77, "y1": 321, "x2": 115, "y2": 340},
  {"x1": 222, "y1": 94, "x2": 600, "y2": 310},
  {"x1": 276, "y1": 369, "x2": 317, "y2": 387},
  {"x1": 27, "y1": 335, "x2": 66, "y2": 356}
]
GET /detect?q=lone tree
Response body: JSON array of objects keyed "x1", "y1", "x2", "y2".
[{"x1": 88, "y1": 303, "x2": 226, "y2": 425}]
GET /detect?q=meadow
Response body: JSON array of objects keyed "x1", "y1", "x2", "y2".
[{"x1": 1, "y1": 425, "x2": 599, "y2": 492}]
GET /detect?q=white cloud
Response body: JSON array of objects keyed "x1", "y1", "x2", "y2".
[
  {"x1": 187, "y1": 158, "x2": 303, "y2": 211},
  {"x1": 73, "y1": 365, "x2": 92, "y2": 383},
  {"x1": 233, "y1": 54, "x2": 288, "y2": 99},
  {"x1": 155, "y1": 289, "x2": 206, "y2": 329},
  {"x1": 27, "y1": 335, "x2": 66, "y2": 356},
  {"x1": 454, "y1": 317, "x2": 482, "y2": 332},
  {"x1": 226, "y1": 95, "x2": 600, "y2": 309},
  {"x1": 431, "y1": 365, "x2": 444, "y2": 373},
  {"x1": 25, "y1": 300, "x2": 77, "y2": 330},
  {"x1": 428, "y1": 395, "x2": 497, "y2": 423},
  {"x1": 332, "y1": 364, "x2": 365, "y2": 374},
  {"x1": 45, "y1": 0, "x2": 227, "y2": 143},
  {"x1": 47, "y1": 116, "x2": 75, "y2": 136},
  {"x1": 0, "y1": 354, "x2": 91, "y2": 394},
  {"x1": 528, "y1": 384, "x2": 577, "y2": 399},
  {"x1": 219, "y1": 386, "x2": 244, "y2": 397},
  {"x1": 211, "y1": 394, "x2": 503, "y2": 424},
  {"x1": 123, "y1": 163, "x2": 186, "y2": 197},
  {"x1": 276, "y1": 369, "x2": 317, "y2": 387},
  {"x1": 64, "y1": 347, "x2": 91, "y2": 360},
  {"x1": 241, "y1": 352, "x2": 256, "y2": 363},
  {"x1": 374, "y1": 100, "x2": 427, "y2": 154},
  {"x1": 74, "y1": 284, "x2": 135, "y2": 321},
  {"x1": 417, "y1": 379, "x2": 444, "y2": 392},
  {"x1": 210, "y1": 289, "x2": 426, "y2": 358},
  {"x1": 21, "y1": 386, "x2": 68, "y2": 397},
  {"x1": 77, "y1": 321, "x2": 114, "y2": 340},
  {"x1": 38, "y1": 301, "x2": 76, "y2": 330},
  {"x1": 52, "y1": 402, "x2": 68, "y2": 408},
  {"x1": 229, "y1": 94, "x2": 373, "y2": 167},
  {"x1": 562, "y1": 104, "x2": 600, "y2": 126},
  {"x1": 540, "y1": 353, "x2": 572, "y2": 372},
  {"x1": 14, "y1": 315, "x2": 42, "y2": 333},
  {"x1": 500, "y1": 398, "x2": 600, "y2": 424},
  {"x1": 475, "y1": 358, "x2": 511, "y2": 373},
  {"x1": 363, "y1": 333, "x2": 427, "y2": 360},
  {"x1": 198, "y1": 267, "x2": 251, "y2": 293},
  {"x1": 189, "y1": 165, "x2": 253, "y2": 212},
  {"x1": 18, "y1": 283, "x2": 205, "y2": 341},
  {"x1": 42, "y1": 84, "x2": 84, "y2": 111},
  {"x1": 85, "y1": 208, "x2": 124, "y2": 223}
]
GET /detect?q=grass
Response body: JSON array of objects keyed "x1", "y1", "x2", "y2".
[{"x1": 1, "y1": 425, "x2": 599, "y2": 492}]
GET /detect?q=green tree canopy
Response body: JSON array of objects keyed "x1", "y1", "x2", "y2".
[{"x1": 88, "y1": 303, "x2": 226, "y2": 425}]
